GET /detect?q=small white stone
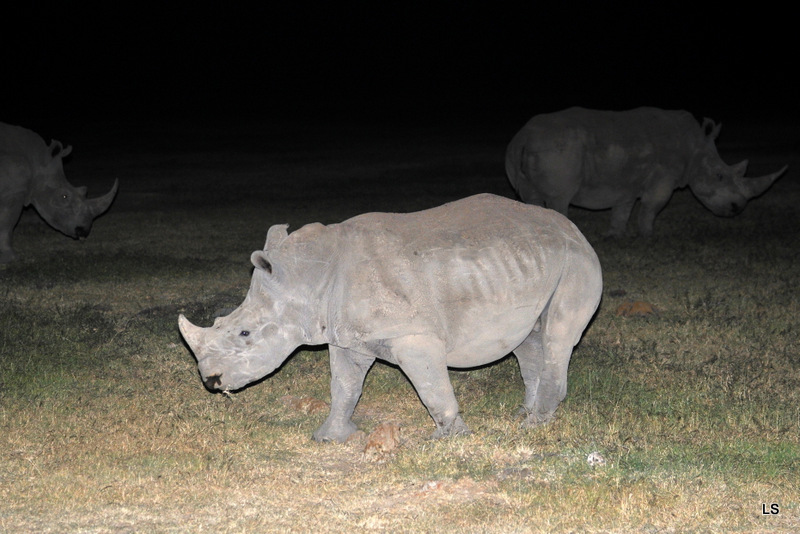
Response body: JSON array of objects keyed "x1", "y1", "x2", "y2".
[{"x1": 587, "y1": 451, "x2": 606, "y2": 466}]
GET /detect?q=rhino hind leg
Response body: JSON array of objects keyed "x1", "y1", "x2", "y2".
[
  {"x1": 313, "y1": 346, "x2": 375, "y2": 443},
  {"x1": 543, "y1": 195, "x2": 571, "y2": 217},
  {"x1": 515, "y1": 255, "x2": 602, "y2": 425},
  {"x1": 389, "y1": 335, "x2": 470, "y2": 439},
  {"x1": 0, "y1": 199, "x2": 25, "y2": 263},
  {"x1": 0, "y1": 228, "x2": 16, "y2": 263},
  {"x1": 514, "y1": 326, "x2": 565, "y2": 425}
]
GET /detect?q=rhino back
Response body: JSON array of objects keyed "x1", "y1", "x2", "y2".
[
  {"x1": 0, "y1": 123, "x2": 49, "y2": 165},
  {"x1": 326, "y1": 194, "x2": 594, "y2": 357},
  {"x1": 511, "y1": 108, "x2": 703, "y2": 208}
]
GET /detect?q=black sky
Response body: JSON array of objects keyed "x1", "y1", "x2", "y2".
[{"x1": 3, "y1": 5, "x2": 795, "y2": 129}]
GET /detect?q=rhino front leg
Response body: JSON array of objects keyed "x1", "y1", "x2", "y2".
[
  {"x1": 313, "y1": 346, "x2": 375, "y2": 443},
  {"x1": 637, "y1": 198, "x2": 670, "y2": 237},
  {"x1": 638, "y1": 172, "x2": 675, "y2": 237},
  {"x1": 390, "y1": 335, "x2": 469, "y2": 438},
  {"x1": 605, "y1": 200, "x2": 635, "y2": 238}
]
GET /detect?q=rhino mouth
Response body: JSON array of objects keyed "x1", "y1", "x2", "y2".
[
  {"x1": 728, "y1": 202, "x2": 744, "y2": 216},
  {"x1": 75, "y1": 226, "x2": 90, "y2": 239},
  {"x1": 712, "y1": 202, "x2": 744, "y2": 217},
  {"x1": 204, "y1": 374, "x2": 223, "y2": 390}
]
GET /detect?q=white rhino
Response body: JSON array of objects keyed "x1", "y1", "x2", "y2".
[
  {"x1": 179, "y1": 194, "x2": 602, "y2": 442},
  {"x1": 505, "y1": 107, "x2": 788, "y2": 237},
  {"x1": 0, "y1": 122, "x2": 118, "y2": 263}
]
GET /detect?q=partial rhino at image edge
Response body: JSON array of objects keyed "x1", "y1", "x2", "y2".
[
  {"x1": 179, "y1": 193, "x2": 603, "y2": 442},
  {"x1": 505, "y1": 107, "x2": 787, "y2": 237},
  {"x1": 0, "y1": 122, "x2": 118, "y2": 263}
]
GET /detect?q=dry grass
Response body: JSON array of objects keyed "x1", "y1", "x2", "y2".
[{"x1": 1, "y1": 120, "x2": 798, "y2": 532}]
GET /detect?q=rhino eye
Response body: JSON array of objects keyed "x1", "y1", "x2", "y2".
[{"x1": 239, "y1": 330, "x2": 250, "y2": 337}]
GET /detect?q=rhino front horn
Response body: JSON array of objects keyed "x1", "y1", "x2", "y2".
[
  {"x1": 178, "y1": 314, "x2": 203, "y2": 350},
  {"x1": 735, "y1": 165, "x2": 788, "y2": 198},
  {"x1": 87, "y1": 178, "x2": 119, "y2": 217}
]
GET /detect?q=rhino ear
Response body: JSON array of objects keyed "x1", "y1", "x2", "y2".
[
  {"x1": 48, "y1": 140, "x2": 72, "y2": 159},
  {"x1": 702, "y1": 118, "x2": 721, "y2": 141},
  {"x1": 251, "y1": 250, "x2": 273, "y2": 274},
  {"x1": 264, "y1": 224, "x2": 289, "y2": 250}
]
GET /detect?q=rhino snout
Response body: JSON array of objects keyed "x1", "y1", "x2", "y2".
[{"x1": 75, "y1": 226, "x2": 90, "y2": 238}]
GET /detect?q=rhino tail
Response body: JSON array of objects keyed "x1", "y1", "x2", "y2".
[{"x1": 87, "y1": 179, "x2": 119, "y2": 217}]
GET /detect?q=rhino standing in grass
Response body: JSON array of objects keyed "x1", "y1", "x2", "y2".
[
  {"x1": 505, "y1": 107, "x2": 788, "y2": 237},
  {"x1": 179, "y1": 194, "x2": 602, "y2": 442},
  {"x1": 0, "y1": 122, "x2": 118, "y2": 263}
]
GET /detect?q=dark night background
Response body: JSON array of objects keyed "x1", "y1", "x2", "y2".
[{"x1": 4, "y1": 5, "x2": 795, "y2": 130}]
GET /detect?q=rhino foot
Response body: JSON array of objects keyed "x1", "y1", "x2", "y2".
[
  {"x1": 431, "y1": 415, "x2": 470, "y2": 439},
  {"x1": 518, "y1": 406, "x2": 557, "y2": 427},
  {"x1": 312, "y1": 419, "x2": 358, "y2": 443},
  {"x1": 602, "y1": 228, "x2": 627, "y2": 240}
]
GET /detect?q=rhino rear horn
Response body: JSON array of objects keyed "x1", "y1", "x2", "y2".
[
  {"x1": 88, "y1": 179, "x2": 119, "y2": 217},
  {"x1": 735, "y1": 165, "x2": 788, "y2": 198},
  {"x1": 730, "y1": 159, "x2": 748, "y2": 178}
]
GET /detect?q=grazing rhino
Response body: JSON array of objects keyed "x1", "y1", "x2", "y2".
[
  {"x1": 0, "y1": 122, "x2": 118, "y2": 263},
  {"x1": 505, "y1": 107, "x2": 788, "y2": 237},
  {"x1": 179, "y1": 193, "x2": 602, "y2": 442}
]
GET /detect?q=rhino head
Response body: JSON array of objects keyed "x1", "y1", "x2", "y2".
[
  {"x1": 179, "y1": 225, "x2": 324, "y2": 392},
  {"x1": 30, "y1": 140, "x2": 118, "y2": 239},
  {"x1": 687, "y1": 119, "x2": 787, "y2": 217}
]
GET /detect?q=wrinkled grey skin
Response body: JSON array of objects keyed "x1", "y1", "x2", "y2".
[
  {"x1": 0, "y1": 122, "x2": 118, "y2": 263},
  {"x1": 179, "y1": 194, "x2": 602, "y2": 442},
  {"x1": 505, "y1": 107, "x2": 788, "y2": 237}
]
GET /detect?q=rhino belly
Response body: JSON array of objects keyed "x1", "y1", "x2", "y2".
[
  {"x1": 571, "y1": 155, "x2": 651, "y2": 209},
  {"x1": 445, "y1": 305, "x2": 539, "y2": 368},
  {"x1": 572, "y1": 185, "x2": 633, "y2": 210}
]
